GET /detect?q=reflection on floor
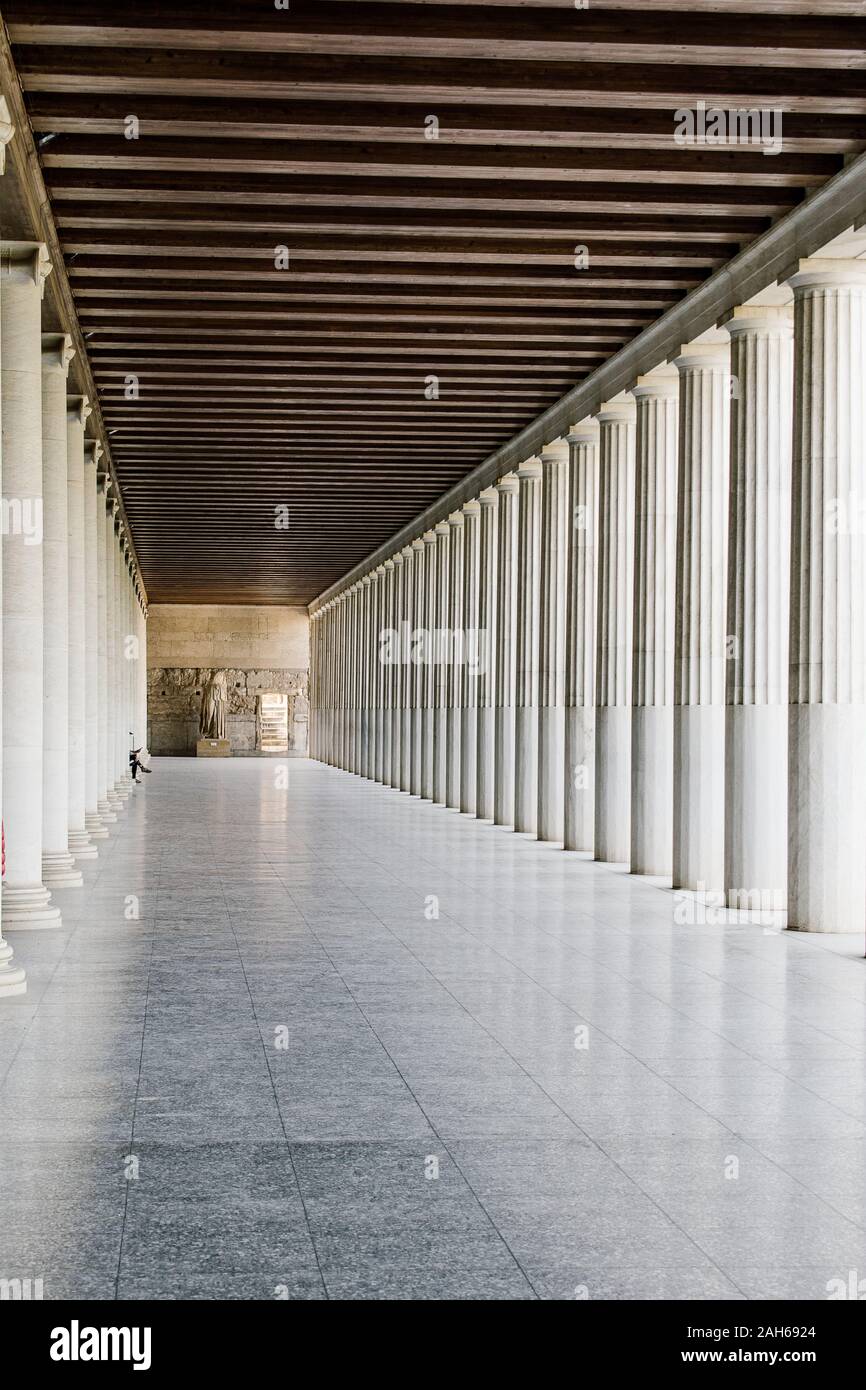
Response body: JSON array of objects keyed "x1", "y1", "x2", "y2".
[{"x1": 1, "y1": 757, "x2": 865, "y2": 1300}]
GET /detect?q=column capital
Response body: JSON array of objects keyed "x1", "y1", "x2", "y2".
[
  {"x1": 383, "y1": 556, "x2": 396, "y2": 569},
  {"x1": 399, "y1": 543, "x2": 414, "y2": 560},
  {"x1": 67, "y1": 395, "x2": 92, "y2": 427},
  {"x1": 721, "y1": 303, "x2": 794, "y2": 337},
  {"x1": 494, "y1": 471, "x2": 519, "y2": 494},
  {"x1": 0, "y1": 96, "x2": 14, "y2": 174},
  {"x1": 84, "y1": 439, "x2": 104, "y2": 468},
  {"x1": 392, "y1": 550, "x2": 406, "y2": 565},
  {"x1": 461, "y1": 499, "x2": 481, "y2": 518},
  {"x1": 361, "y1": 573, "x2": 372, "y2": 586},
  {"x1": 411, "y1": 536, "x2": 426, "y2": 551},
  {"x1": 566, "y1": 418, "x2": 600, "y2": 445},
  {"x1": 41, "y1": 332, "x2": 75, "y2": 374},
  {"x1": 786, "y1": 257, "x2": 866, "y2": 293},
  {"x1": 675, "y1": 329, "x2": 730, "y2": 372},
  {"x1": 422, "y1": 528, "x2": 439, "y2": 543},
  {"x1": 447, "y1": 510, "x2": 465, "y2": 527},
  {"x1": 0, "y1": 240, "x2": 52, "y2": 295},
  {"x1": 596, "y1": 396, "x2": 637, "y2": 425},
  {"x1": 540, "y1": 438, "x2": 570, "y2": 466},
  {"x1": 478, "y1": 487, "x2": 498, "y2": 508},
  {"x1": 515, "y1": 458, "x2": 542, "y2": 480},
  {"x1": 631, "y1": 364, "x2": 679, "y2": 400},
  {"x1": 434, "y1": 520, "x2": 450, "y2": 537}
]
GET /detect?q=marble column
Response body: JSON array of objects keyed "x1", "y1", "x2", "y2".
[
  {"x1": 420, "y1": 532, "x2": 438, "y2": 800},
  {"x1": 41, "y1": 334, "x2": 83, "y2": 887},
  {"x1": 381, "y1": 560, "x2": 395, "y2": 786},
  {"x1": 66, "y1": 397, "x2": 98, "y2": 855},
  {"x1": 95, "y1": 472, "x2": 116, "y2": 825},
  {"x1": 398, "y1": 547, "x2": 414, "y2": 793},
  {"x1": 475, "y1": 490, "x2": 498, "y2": 821},
  {"x1": 537, "y1": 440, "x2": 569, "y2": 843},
  {"x1": 630, "y1": 367, "x2": 679, "y2": 877},
  {"x1": 594, "y1": 398, "x2": 636, "y2": 865},
  {"x1": 359, "y1": 575, "x2": 371, "y2": 779},
  {"x1": 366, "y1": 570, "x2": 379, "y2": 781},
  {"x1": 1, "y1": 241, "x2": 62, "y2": 925},
  {"x1": 493, "y1": 474, "x2": 519, "y2": 828},
  {"x1": 104, "y1": 497, "x2": 123, "y2": 810},
  {"x1": 724, "y1": 304, "x2": 793, "y2": 923},
  {"x1": 563, "y1": 422, "x2": 599, "y2": 853},
  {"x1": 0, "y1": 111, "x2": 28, "y2": 988},
  {"x1": 84, "y1": 440, "x2": 107, "y2": 838},
  {"x1": 787, "y1": 260, "x2": 866, "y2": 932},
  {"x1": 460, "y1": 500, "x2": 481, "y2": 815},
  {"x1": 389, "y1": 553, "x2": 404, "y2": 787},
  {"x1": 445, "y1": 513, "x2": 464, "y2": 810},
  {"x1": 431, "y1": 522, "x2": 450, "y2": 805},
  {"x1": 673, "y1": 334, "x2": 731, "y2": 892},
  {"x1": 514, "y1": 459, "x2": 542, "y2": 835},
  {"x1": 410, "y1": 537, "x2": 426, "y2": 797}
]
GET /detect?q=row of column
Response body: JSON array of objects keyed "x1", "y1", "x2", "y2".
[
  {"x1": 0, "y1": 231, "x2": 148, "y2": 997},
  {"x1": 310, "y1": 257, "x2": 866, "y2": 935}
]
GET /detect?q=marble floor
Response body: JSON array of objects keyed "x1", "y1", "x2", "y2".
[{"x1": 1, "y1": 757, "x2": 865, "y2": 1301}]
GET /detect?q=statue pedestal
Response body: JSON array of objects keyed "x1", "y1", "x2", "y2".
[{"x1": 196, "y1": 738, "x2": 231, "y2": 758}]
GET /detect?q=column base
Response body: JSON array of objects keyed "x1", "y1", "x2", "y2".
[
  {"x1": 42, "y1": 851, "x2": 84, "y2": 888},
  {"x1": 97, "y1": 798, "x2": 118, "y2": 822},
  {"x1": 85, "y1": 812, "x2": 110, "y2": 840},
  {"x1": 0, "y1": 938, "x2": 26, "y2": 996},
  {"x1": 2, "y1": 882, "x2": 61, "y2": 928},
  {"x1": 68, "y1": 829, "x2": 98, "y2": 860}
]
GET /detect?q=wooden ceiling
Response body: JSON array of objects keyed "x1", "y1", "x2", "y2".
[{"x1": 4, "y1": 0, "x2": 863, "y2": 604}]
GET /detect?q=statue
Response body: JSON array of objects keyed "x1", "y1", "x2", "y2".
[
  {"x1": 292, "y1": 689, "x2": 309, "y2": 753},
  {"x1": 199, "y1": 669, "x2": 228, "y2": 741}
]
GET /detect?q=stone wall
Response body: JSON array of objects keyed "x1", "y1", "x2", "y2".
[{"x1": 147, "y1": 666, "x2": 309, "y2": 757}]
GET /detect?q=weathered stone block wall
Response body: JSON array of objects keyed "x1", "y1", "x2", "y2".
[{"x1": 147, "y1": 667, "x2": 309, "y2": 756}]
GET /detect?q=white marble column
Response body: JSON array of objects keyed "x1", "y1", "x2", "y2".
[
  {"x1": 41, "y1": 333, "x2": 83, "y2": 887},
  {"x1": 787, "y1": 259, "x2": 866, "y2": 932},
  {"x1": 84, "y1": 440, "x2": 108, "y2": 837},
  {"x1": 389, "y1": 555, "x2": 404, "y2": 787},
  {"x1": 594, "y1": 398, "x2": 636, "y2": 865},
  {"x1": 630, "y1": 367, "x2": 679, "y2": 877},
  {"x1": 445, "y1": 513, "x2": 464, "y2": 810},
  {"x1": 475, "y1": 490, "x2": 498, "y2": 821},
  {"x1": 537, "y1": 440, "x2": 569, "y2": 843},
  {"x1": 410, "y1": 537, "x2": 425, "y2": 797},
  {"x1": 460, "y1": 500, "x2": 481, "y2": 815},
  {"x1": 67, "y1": 396, "x2": 98, "y2": 855},
  {"x1": 420, "y1": 532, "x2": 438, "y2": 800},
  {"x1": 104, "y1": 497, "x2": 123, "y2": 809},
  {"x1": 95, "y1": 471, "x2": 116, "y2": 825},
  {"x1": 563, "y1": 421, "x2": 598, "y2": 853},
  {"x1": 0, "y1": 110, "x2": 28, "y2": 989},
  {"x1": 724, "y1": 304, "x2": 793, "y2": 923},
  {"x1": 514, "y1": 459, "x2": 542, "y2": 835},
  {"x1": 1, "y1": 241, "x2": 62, "y2": 926},
  {"x1": 431, "y1": 522, "x2": 450, "y2": 805},
  {"x1": 359, "y1": 575, "x2": 371, "y2": 779},
  {"x1": 398, "y1": 547, "x2": 414, "y2": 793},
  {"x1": 493, "y1": 474, "x2": 519, "y2": 827},
  {"x1": 381, "y1": 561, "x2": 395, "y2": 786},
  {"x1": 366, "y1": 570, "x2": 379, "y2": 781},
  {"x1": 673, "y1": 334, "x2": 731, "y2": 892}
]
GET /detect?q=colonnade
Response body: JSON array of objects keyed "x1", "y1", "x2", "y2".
[
  {"x1": 310, "y1": 254, "x2": 866, "y2": 935},
  {"x1": 0, "y1": 226, "x2": 147, "y2": 996}
]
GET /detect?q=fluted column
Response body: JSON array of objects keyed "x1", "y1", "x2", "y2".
[
  {"x1": 630, "y1": 367, "x2": 679, "y2": 877},
  {"x1": 514, "y1": 459, "x2": 542, "y2": 834},
  {"x1": 0, "y1": 109, "x2": 28, "y2": 989},
  {"x1": 493, "y1": 474, "x2": 519, "y2": 827},
  {"x1": 104, "y1": 497, "x2": 122, "y2": 809},
  {"x1": 398, "y1": 547, "x2": 414, "y2": 793},
  {"x1": 724, "y1": 304, "x2": 793, "y2": 922},
  {"x1": 445, "y1": 514, "x2": 464, "y2": 809},
  {"x1": 66, "y1": 397, "x2": 99, "y2": 854},
  {"x1": 389, "y1": 553, "x2": 405, "y2": 787},
  {"x1": 1, "y1": 241, "x2": 61, "y2": 926},
  {"x1": 84, "y1": 440, "x2": 107, "y2": 837},
  {"x1": 460, "y1": 500, "x2": 481, "y2": 815},
  {"x1": 367, "y1": 570, "x2": 380, "y2": 781},
  {"x1": 431, "y1": 523, "x2": 450, "y2": 805},
  {"x1": 359, "y1": 575, "x2": 371, "y2": 779},
  {"x1": 41, "y1": 334, "x2": 83, "y2": 887},
  {"x1": 594, "y1": 398, "x2": 636, "y2": 865},
  {"x1": 410, "y1": 537, "x2": 426, "y2": 796},
  {"x1": 787, "y1": 260, "x2": 866, "y2": 932},
  {"x1": 381, "y1": 561, "x2": 395, "y2": 785},
  {"x1": 476, "y1": 490, "x2": 498, "y2": 821},
  {"x1": 95, "y1": 471, "x2": 116, "y2": 825},
  {"x1": 563, "y1": 422, "x2": 598, "y2": 853},
  {"x1": 673, "y1": 335, "x2": 731, "y2": 892},
  {"x1": 420, "y1": 533, "x2": 438, "y2": 799},
  {"x1": 537, "y1": 440, "x2": 569, "y2": 843},
  {"x1": 137, "y1": 588, "x2": 148, "y2": 755}
]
